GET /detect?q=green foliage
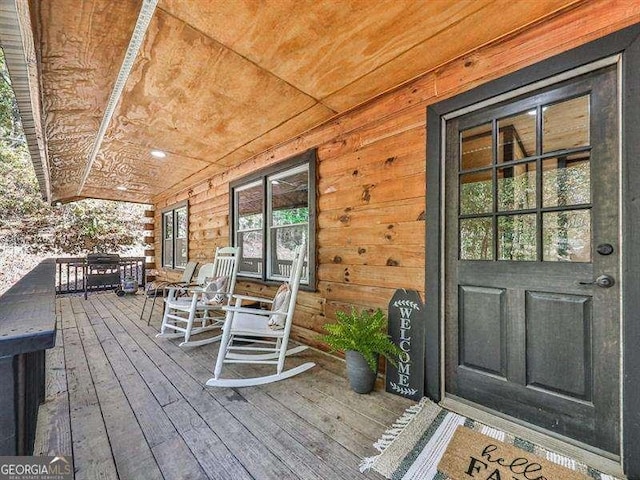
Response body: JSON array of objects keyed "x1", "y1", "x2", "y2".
[
  {"x1": 0, "y1": 51, "x2": 21, "y2": 139},
  {"x1": 0, "y1": 50, "x2": 145, "y2": 256},
  {"x1": 272, "y1": 207, "x2": 308, "y2": 226},
  {"x1": 319, "y1": 307, "x2": 402, "y2": 372}
]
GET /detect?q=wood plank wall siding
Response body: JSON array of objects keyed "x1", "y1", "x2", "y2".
[{"x1": 153, "y1": 1, "x2": 640, "y2": 352}]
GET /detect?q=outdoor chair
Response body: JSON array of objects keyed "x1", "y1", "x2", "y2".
[
  {"x1": 206, "y1": 242, "x2": 315, "y2": 387},
  {"x1": 140, "y1": 260, "x2": 198, "y2": 325},
  {"x1": 157, "y1": 246, "x2": 239, "y2": 347}
]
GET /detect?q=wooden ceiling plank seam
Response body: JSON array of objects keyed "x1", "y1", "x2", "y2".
[
  {"x1": 150, "y1": 0, "x2": 626, "y2": 206},
  {"x1": 322, "y1": 0, "x2": 586, "y2": 110},
  {"x1": 0, "y1": 0, "x2": 50, "y2": 202},
  {"x1": 156, "y1": 5, "x2": 329, "y2": 106},
  {"x1": 316, "y1": 0, "x2": 490, "y2": 103},
  {"x1": 115, "y1": 138, "x2": 218, "y2": 164},
  {"x1": 149, "y1": 101, "x2": 335, "y2": 203},
  {"x1": 76, "y1": 0, "x2": 158, "y2": 196}
]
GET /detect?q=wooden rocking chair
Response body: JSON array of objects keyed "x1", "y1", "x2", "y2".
[
  {"x1": 206, "y1": 242, "x2": 315, "y2": 388},
  {"x1": 157, "y1": 246, "x2": 239, "y2": 347}
]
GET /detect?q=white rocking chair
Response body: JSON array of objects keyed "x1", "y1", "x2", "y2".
[
  {"x1": 206, "y1": 243, "x2": 315, "y2": 388},
  {"x1": 157, "y1": 246, "x2": 240, "y2": 347},
  {"x1": 140, "y1": 260, "x2": 199, "y2": 325}
]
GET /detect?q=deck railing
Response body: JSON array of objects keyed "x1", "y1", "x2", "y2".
[
  {"x1": 55, "y1": 256, "x2": 146, "y2": 296},
  {"x1": 0, "y1": 259, "x2": 56, "y2": 455}
]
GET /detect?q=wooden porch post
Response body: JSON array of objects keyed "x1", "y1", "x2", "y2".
[{"x1": 143, "y1": 207, "x2": 156, "y2": 282}]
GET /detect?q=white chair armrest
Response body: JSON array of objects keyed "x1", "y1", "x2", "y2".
[
  {"x1": 231, "y1": 294, "x2": 274, "y2": 304},
  {"x1": 222, "y1": 306, "x2": 285, "y2": 316}
]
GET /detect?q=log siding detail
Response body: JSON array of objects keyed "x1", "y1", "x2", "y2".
[{"x1": 152, "y1": 1, "x2": 640, "y2": 351}]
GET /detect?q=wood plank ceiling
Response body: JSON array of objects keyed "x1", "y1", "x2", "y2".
[{"x1": 26, "y1": 0, "x2": 582, "y2": 204}]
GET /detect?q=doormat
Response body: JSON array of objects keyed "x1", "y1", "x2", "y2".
[
  {"x1": 359, "y1": 398, "x2": 621, "y2": 480},
  {"x1": 438, "y1": 426, "x2": 588, "y2": 480}
]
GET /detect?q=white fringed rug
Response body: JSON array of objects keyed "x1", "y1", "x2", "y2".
[{"x1": 360, "y1": 398, "x2": 622, "y2": 480}]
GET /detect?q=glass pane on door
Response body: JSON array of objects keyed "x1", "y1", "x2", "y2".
[
  {"x1": 542, "y1": 210, "x2": 591, "y2": 262},
  {"x1": 497, "y1": 214, "x2": 537, "y2": 260},
  {"x1": 542, "y1": 154, "x2": 590, "y2": 207},
  {"x1": 460, "y1": 218, "x2": 493, "y2": 260},
  {"x1": 460, "y1": 170, "x2": 492, "y2": 214},
  {"x1": 498, "y1": 111, "x2": 536, "y2": 162},
  {"x1": 461, "y1": 123, "x2": 492, "y2": 171},
  {"x1": 542, "y1": 95, "x2": 590, "y2": 153},
  {"x1": 497, "y1": 162, "x2": 536, "y2": 211}
]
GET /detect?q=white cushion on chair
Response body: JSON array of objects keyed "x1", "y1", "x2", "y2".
[
  {"x1": 203, "y1": 276, "x2": 228, "y2": 304},
  {"x1": 268, "y1": 283, "x2": 290, "y2": 329}
]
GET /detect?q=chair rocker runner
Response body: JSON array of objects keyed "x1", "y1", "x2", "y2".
[
  {"x1": 157, "y1": 247, "x2": 239, "y2": 347},
  {"x1": 206, "y1": 242, "x2": 315, "y2": 388}
]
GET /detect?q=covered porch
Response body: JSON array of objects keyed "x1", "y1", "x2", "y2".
[
  {"x1": 35, "y1": 291, "x2": 412, "y2": 480},
  {"x1": 2, "y1": 0, "x2": 640, "y2": 478}
]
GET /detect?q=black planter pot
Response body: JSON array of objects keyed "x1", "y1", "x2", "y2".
[{"x1": 345, "y1": 350, "x2": 378, "y2": 394}]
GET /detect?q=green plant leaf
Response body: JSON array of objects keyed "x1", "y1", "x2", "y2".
[{"x1": 319, "y1": 307, "x2": 402, "y2": 372}]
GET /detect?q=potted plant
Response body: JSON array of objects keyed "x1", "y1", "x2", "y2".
[{"x1": 320, "y1": 307, "x2": 402, "y2": 394}]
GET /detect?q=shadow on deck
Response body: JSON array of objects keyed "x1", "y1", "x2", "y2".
[{"x1": 34, "y1": 292, "x2": 413, "y2": 480}]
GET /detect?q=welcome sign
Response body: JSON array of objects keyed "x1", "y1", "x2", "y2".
[{"x1": 386, "y1": 289, "x2": 425, "y2": 401}]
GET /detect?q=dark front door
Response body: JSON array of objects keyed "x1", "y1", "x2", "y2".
[{"x1": 444, "y1": 65, "x2": 620, "y2": 455}]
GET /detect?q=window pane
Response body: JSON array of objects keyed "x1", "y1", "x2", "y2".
[
  {"x1": 460, "y1": 217, "x2": 493, "y2": 260},
  {"x1": 163, "y1": 212, "x2": 173, "y2": 267},
  {"x1": 497, "y1": 162, "x2": 536, "y2": 211},
  {"x1": 163, "y1": 239, "x2": 173, "y2": 267},
  {"x1": 233, "y1": 155, "x2": 314, "y2": 284},
  {"x1": 461, "y1": 123, "x2": 492, "y2": 171},
  {"x1": 176, "y1": 207, "x2": 187, "y2": 238},
  {"x1": 175, "y1": 238, "x2": 187, "y2": 268},
  {"x1": 542, "y1": 95, "x2": 590, "y2": 153},
  {"x1": 163, "y1": 212, "x2": 173, "y2": 239},
  {"x1": 237, "y1": 184, "x2": 263, "y2": 230},
  {"x1": 498, "y1": 214, "x2": 536, "y2": 261},
  {"x1": 238, "y1": 230, "x2": 263, "y2": 276},
  {"x1": 543, "y1": 210, "x2": 591, "y2": 262},
  {"x1": 498, "y1": 111, "x2": 536, "y2": 163},
  {"x1": 270, "y1": 225, "x2": 307, "y2": 282},
  {"x1": 270, "y1": 170, "x2": 309, "y2": 227},
  {"x1": 460, "y1": 170, "x2": 492, "y2": 215},
  {"x1": 542, "y1": 154, "x2": 590, "y2": 207}
]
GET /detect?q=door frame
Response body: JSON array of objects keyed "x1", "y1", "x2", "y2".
[{"x1": 425, "y1": 23, "x2": 640, "y2": 479}]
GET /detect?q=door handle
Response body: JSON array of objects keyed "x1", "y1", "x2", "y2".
[{"x1": 578, "y1": 274, "x2": 615, "y2": 288}]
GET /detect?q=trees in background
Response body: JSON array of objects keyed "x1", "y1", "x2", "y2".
[{"x1": 0, "y1": 50, "x2": 145, "y2": 284}]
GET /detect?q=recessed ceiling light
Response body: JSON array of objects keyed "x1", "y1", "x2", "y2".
[
  {"x1": 151, "y1": 149, "x2": 167, "y2": 158},
  {"x1": 116, "y1": 185, "x2": 128, "y2": 191}
]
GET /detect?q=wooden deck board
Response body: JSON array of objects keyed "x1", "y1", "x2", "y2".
[
  {"x1": 95, "y1": 295, "x2": 300, "y2": 480},
  {"x1": 33, "y1": 313, "x2": 72, "y2": 458},
  {"x1": 72, "y1": 307, "x2": 163, "y2": 480},
  {"x1": 35, "y1": 292, "x2": 414, "y2": 479},
  {"x1": 62, "y1": 315, "x2": 118, "y2": 480}
]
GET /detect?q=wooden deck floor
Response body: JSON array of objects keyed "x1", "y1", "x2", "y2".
[{"x1": 33, "y1": 292, "x2": 413, "y2": 480}]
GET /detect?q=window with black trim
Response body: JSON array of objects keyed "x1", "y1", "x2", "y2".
[
  {"x1": 231, "y1": 150, "x2": 316, "y2": 287},
  {"x1": 162, "y1": 201, "x2": 188, "y2": 269}
]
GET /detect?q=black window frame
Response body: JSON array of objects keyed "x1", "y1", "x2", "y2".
[
  {"x1": 161, "y1": 200, "x2": 189, "y2": 270},
  {"x1": 230, "y1": 149, "x2": 317, "y2": 290}
]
